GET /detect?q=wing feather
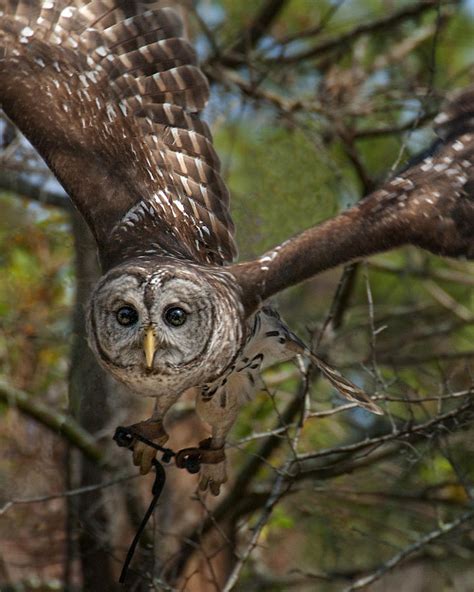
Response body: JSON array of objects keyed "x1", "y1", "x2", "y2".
[
  {"x1": 0, "y1": 1, "x2": 237, "y2": 267},
  {"x1": 231, "y1": 86, "x2": 474, "y2": 313}
]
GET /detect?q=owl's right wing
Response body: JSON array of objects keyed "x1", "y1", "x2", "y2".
[
  {"x1": 0, "y1": 1, "x2": 236, "y2": 268},
  {"x1": 231, "y1": 86, "x2": 474, "y2": 313}
]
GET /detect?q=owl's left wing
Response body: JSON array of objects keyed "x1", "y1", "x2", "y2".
[
  {"x1": 0, "y1": 1, "x2": 236, "y2": 267},
  {"x1": 231, "y1": 86, "x2": 474, "y2": 313}
]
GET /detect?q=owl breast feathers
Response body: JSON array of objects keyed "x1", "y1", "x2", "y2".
[{"x1": 1, "y1": 1, "x2": 473, "y2": 493}]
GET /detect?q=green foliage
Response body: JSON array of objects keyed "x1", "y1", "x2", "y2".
[
  {"x1": 216, "y1": 123, "x2": 339, "y2": 257},
  {"x1": 0, "y1": 194, "x2": 72, "y2": 394}
]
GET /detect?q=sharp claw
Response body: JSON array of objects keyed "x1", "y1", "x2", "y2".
[
  {"x1": 132, "y1": 444, "x2": 142, "y2": 467},
  {"x1": 124, "y1": 419, "x2": 168, "y2": 475},
  {"x1": 140, "y1": 447, "x2": 156, "y2": 474},
  {"x1": 210, "y1": 481, "x2": 220, "y2": 496},
  {"x1": 130, "y1": 440, "x2": 157, "y2": 474},
  {"x1": 198, "y1": 454, "x2": 227, "y2": 495}
]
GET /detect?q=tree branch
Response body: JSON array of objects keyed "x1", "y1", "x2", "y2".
[
  {"x1": 0, "y1": 473, "x2": 136, "y2": 515},
  {"x1": 222, "y1": 0, "x2": 289, "y2": 66},
  {"x1": 0, "y1": 171, "x2": 71, "y2": 210},
  {"x1": 344, "y1": 509, "x2": 474, "y2": 591},
  {"x1": 270, "y1": 0, "x2": 448, "y2": 64},
  {"x1": 204, "y1": 63, "x2": 324, "y2": 115},
  {"x1": 296, "y1": 400, "x2": 474, "y2": 466},
  {"x1": 368, "y1": 259, "x2": 474, "y2": 287},
  {"x1": 0, "y1": 379, "x2": 103, "y2": 463}
]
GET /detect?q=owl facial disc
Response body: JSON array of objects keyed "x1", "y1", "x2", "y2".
[{"x1": 87, "y1": 261, "x2": 245, "y2": 398}]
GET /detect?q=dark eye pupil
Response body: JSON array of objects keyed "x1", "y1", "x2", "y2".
[
  {"x1": 164, "y1": 307, "x2": 187, "y2": 327},
  {"x1": 116, "y1": 306, "x2": 139, "y2": 326}
]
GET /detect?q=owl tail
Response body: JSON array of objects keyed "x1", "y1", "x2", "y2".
[{"x1": 285, "y1": 339, "x2": 384, "y2": 415}]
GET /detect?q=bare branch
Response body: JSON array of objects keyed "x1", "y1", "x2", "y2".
[
  {"x1": 368, "y1": 259, "x2": 474, "y2": 287},
  {"x1": 297, "y1": 400, "x2": 474, "y2": 466},
  {"x1": 0, "y1": 473, "x2": 137, "y2": 515},
  {"x1": 226, "y1": 0, "x2": 288, "y2": 62},
  {"x1": 204, "y1": 63, "x2": 324, "y2": 115},
  {"x1": 354, "y1": 111, "x2": 436, "y2": 139},
  {"x1": 222, "y1": 470, "x2": 290, "y2": 591},
  {"x1": 0, "y1": 379, "x2": 103, "y2": 463},
  {"x1": 344, "y1": 509, "x2": 474, "y2": 591},
  {"x1": 377, "y1": 349, "x2": 474, "y2": 367},
  {"x1": 0, "y1": 171, "x2": 71, "y2": 210},
  {"x1": 269, "y1": 0, "x2": 449, "y2": 64}
]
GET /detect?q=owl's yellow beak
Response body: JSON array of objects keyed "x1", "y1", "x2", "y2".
[{"x1": 144, "y1": 327, "x2": 157, "y2": 369}]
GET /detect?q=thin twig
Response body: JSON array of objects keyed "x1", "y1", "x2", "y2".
[
  {"x1": 222, "y1": 414, "x2": 303, "y2": 591},
  {"x1": 0, "y1": 474, "x2": 137, "y2": 515},
  {"x1": 368, "y1": 259, "x2": 474, "y2": 287},
  {"x1": 344, "y1": 509, "x2": 474, "y2": 591},
  {"x1": 297, "y1": 400, "x2": 474, "y2": 464},
  {"x1": 227, "y1": 0, "x2": 288, "y2": 60},
  {"x1": 270, "y1": 0, "x2": 446, "y2": 64},
  {"x1": 222, "y1": 470, "x2": 290, "y2": 592}
]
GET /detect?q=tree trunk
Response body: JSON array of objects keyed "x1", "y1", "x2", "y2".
[{"x1": 68, "y1": 211, "x2": 118, "y2": 591}]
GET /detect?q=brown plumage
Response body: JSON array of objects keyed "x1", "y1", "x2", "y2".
[
  {"x1": 1, "y1": 1, "x2": 473, "y2": 494},
  {"x1": 0, "y1": 0, "x2": 235, "y2": 266}
]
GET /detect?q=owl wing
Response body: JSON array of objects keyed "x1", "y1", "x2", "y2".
[
  {"x1": 231, "y1": 86, "x2": 474, "y2": 312},
  {"x1": 0, "y1": 1, "x2": 236, "y2": 267}
]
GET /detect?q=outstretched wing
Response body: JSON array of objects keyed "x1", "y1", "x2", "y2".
[
  {"x1": 0, "y1": 1, "x2": 236, "y2": 268},
  {"x1": 232, "y1": 86, "x2": 474, "y2": 313}
]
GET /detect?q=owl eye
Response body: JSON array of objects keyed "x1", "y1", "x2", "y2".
[
  {"x1": 164, "y1": 306, "x2": 187, "y2": 327},
  {"x1": 116, "y1": 306, "x2": 139, "y2": 326}
]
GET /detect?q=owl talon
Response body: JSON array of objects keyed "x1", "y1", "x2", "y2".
[
  {"x1": 198, "y1": 459, "x2": 227, "y2": 496},
  {"x1": 210, "y1": 480, "x2": 222, "y2": 496},
  {"x1": 133, "y1": 442, "x2": 157, "y2": 475},
  {"x1": 126, "y1": 419, "x2": 169, "y2": 475}
]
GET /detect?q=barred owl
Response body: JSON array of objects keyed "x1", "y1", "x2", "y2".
[{"x1": 1, "y1": 1, "x2": 473, "y2": 494}]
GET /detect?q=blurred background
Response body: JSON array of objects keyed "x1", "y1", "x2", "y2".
[{"x1": 1, "y1": 0, "x2": 474, "y2": 590}]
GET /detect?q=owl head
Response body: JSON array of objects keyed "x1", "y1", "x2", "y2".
[{"x1": 87, "y1": 259, "x2": 246, "y2": 397}]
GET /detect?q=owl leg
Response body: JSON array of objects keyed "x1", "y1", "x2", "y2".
[
  {"x1": 127, "y1": 398, "x2": 172, "y2": 475},
  {"x1": 197, "y1": 426, "x2": 229, "y2": 496},
  {"x1": 195, "y1": 394, "x2": 241, "y2": 495}
]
